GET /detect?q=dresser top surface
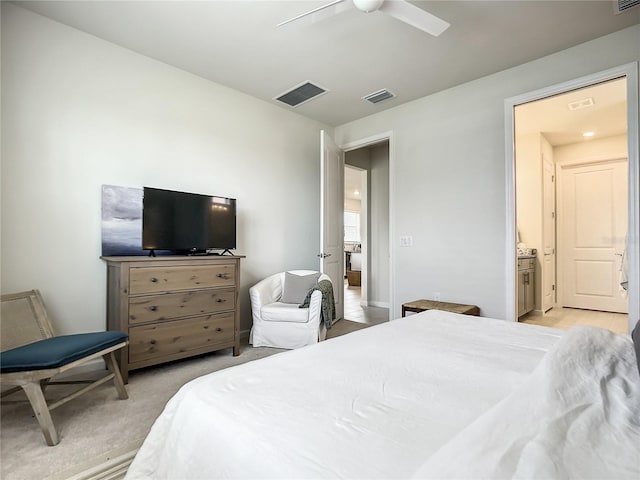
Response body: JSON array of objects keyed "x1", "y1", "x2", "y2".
[{"x1": 101, "y1": 255, "x2": 245, "y2": 263}]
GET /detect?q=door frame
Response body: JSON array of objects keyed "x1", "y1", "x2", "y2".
[
  {"x1": 340, "y1": 131, "x2": 394, "y2": 319},
  {"x1": 505, "y1": 62, "x2": 639, "y2": 330},
  {"x1": 542, "y1": 154, "x2": 556, "y2": 312}
]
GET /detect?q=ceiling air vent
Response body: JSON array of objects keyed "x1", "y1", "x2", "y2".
[
  {"x1": 362, "y1": 89, "x2": 395, "y2": 104},
  {"x1": 275, "y1": 81, "x2": 327, "y2": 107},
  {"x1": 613, "y1": 0, "x2": 640, "y2": 14},
  {"x1": 567, "y1": 97, "x2": 595, "y2": 111}
]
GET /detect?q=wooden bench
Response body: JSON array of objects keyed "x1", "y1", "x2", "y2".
[{"x1": 401, "y1": 299, "x2": 480, "y2": 317}]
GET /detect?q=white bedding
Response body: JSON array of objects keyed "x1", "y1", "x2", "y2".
[
  {"x1": 413, "y1": 325, "x2": 640, "y2": 479},
  {"x1": 126, "y1": 311, "x2": 639, "y2": 479}
]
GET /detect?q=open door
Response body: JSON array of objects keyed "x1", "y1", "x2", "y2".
[{"x1": 320, "y1": 130, "x2": 344, "y2": 321}]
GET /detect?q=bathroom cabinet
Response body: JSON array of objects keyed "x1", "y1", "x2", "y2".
[{"x1": 518, "y1": 257, "x2": 536, "y2": 318}]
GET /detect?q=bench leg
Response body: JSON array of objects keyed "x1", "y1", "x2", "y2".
[
  {"x1": 21, "y1": 382, "x2": 59, "y2": 446},
  {"x1": 104, "y1": 351, "x2": 128, "y2": 400}
]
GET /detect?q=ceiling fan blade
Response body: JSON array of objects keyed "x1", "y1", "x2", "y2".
[
  {"x1": 379, "y1": 0, "x2": 450, "y2": 36},
  {"x1": 277, "y1": 0, "x2": 350, "y2": 27}
]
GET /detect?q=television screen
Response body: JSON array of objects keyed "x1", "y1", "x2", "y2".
[{"x1": 142, "y1": 187, "x2": 236, "y2": 253}]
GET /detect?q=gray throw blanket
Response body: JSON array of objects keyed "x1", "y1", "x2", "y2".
[{"x1": 299, "y1": 279, "x2": 335, "y2": 330}]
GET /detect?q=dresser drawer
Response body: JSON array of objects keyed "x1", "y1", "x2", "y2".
[
  {"x1": 129, "y1": 264, "x2": 236, "y2": 294},
  {"x1": 128, "y1": 287, "x2": 235, "y2": 324},
  {"x1": 129, "y1": 312, "x2": 235, "y2": 364}
]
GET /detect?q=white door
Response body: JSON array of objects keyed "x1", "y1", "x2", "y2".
[
  {"x1": 320, "y1": 130, "x2": 344, "y2": 321},
  {"x1": 542, "y1": 157, "x2": 556, "y2": 311},
  {"x1": 559, "y1": 159, "x2": 628, "y2": 313}
]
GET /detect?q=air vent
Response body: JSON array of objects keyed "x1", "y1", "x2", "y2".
[
  {"x1": 362, "y1": 89, "x2": 395, "y2": 104},
  {"x1": 567, "y1": 97, "x2": 595, "y2": 111},
  {"x1": 614, "y1": 0, "x2": 640, "y2": 14},
  {"x1": 275, "y1": 81, "x2": 327, "y2": 107}
]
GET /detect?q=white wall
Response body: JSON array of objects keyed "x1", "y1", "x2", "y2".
[
  {"x1": 1, "y1": 4, "x2": 331, "y2": 334},
  {"x1": 345, "y1": 198, "x2": 361, "y2": 212},
  {"x1": 369, "y1": 143, "x2": 390, "y2": 306},
  {"x1": 555, "y1": 134, "x2": 628, "y2": 166},
  {"x1": 336, "y1": 25, "x2": 640, "y2": 319},
  {"x1": 516, "y1": 132, "x2": 542, "y2": 252}
]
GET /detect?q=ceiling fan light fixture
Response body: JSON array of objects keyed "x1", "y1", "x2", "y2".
[
  {"x1": 353, "y1": 0, "x2": 385, "y2": 13},
  {"x1": 277, "y1": 0, "x2": 449, "y2": 37}
]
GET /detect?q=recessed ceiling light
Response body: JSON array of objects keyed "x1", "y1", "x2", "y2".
[{"x1": 583, "y1": 131, "x2": 595, "y2": 138}]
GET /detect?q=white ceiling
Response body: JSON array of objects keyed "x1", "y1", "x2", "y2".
[
  {"x1": 14, "y1": 0, "x2": 640, "y2": 126},
  {"x1": 516, "y1": 77, "x2": 627, "y2": 146}
]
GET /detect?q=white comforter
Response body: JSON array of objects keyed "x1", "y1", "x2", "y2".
[
  {"x1": 126, "y1": 311, "x2": 638, "y2": 479},
  {"x1": 413, "y1": 325, "x2": 640, "y2": 479}
]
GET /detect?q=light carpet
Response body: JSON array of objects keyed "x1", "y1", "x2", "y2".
[{"x1": 0, "y1": 319, "x2": 370, "y2": 480}]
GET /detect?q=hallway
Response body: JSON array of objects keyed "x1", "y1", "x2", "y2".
[{"x1": 343, "y1": 280, "x2": 388, "y2": 326}]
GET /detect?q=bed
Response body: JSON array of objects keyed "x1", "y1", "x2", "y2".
[{"x1": 126, "y1": 310, "x2": 640, "y2": 479}]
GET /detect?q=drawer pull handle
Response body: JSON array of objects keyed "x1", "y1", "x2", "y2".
[
  {"x1": 216, "y1": 327, "x2": 223, "y2": 332},
  {"x1": 150, "y1": 277, "x2": 158, "y2": 283},
  {"x1": 150, "y1": 340, "x2": 156, "y2": 345},
  {"x1": 149, "y1": 306, "x2": 157, "y2": 311},
  {"x1": 216, "y1": 298, "x2": 225, "y2": 303},
  {"x1": 216, "y1": 273, "x2": 226, "y2": 278}
]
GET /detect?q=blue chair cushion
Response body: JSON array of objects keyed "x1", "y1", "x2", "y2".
[{"x1": 0, "y1": 331, "x2": 128, "y2": 373}]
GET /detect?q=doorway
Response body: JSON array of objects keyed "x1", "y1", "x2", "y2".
[
  {"x1": 342, "y1": 141, "x2": 390, "y2": 325},
  {"x1": 507, "y1": 64, "x2": 639, "y2": 332}
]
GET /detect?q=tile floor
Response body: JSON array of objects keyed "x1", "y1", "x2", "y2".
[
  {"x1": 343, "y1": 280, "x2": 389, "y2": 325},
  {"x1": 520, "y1": 306, "x2": 629, "y2": 334}
]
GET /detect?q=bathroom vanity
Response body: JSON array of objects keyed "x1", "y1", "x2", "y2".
[{"x1": 517, "y1": 255, "x2": 536, "y2": 318}]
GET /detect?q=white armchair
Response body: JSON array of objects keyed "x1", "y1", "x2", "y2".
[{"x1": 249, "y1": 270, "x2": 331, "y2": 349}]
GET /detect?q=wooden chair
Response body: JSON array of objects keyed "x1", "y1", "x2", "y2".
[{"x1": 0, "y1": 290, "x2": 129, "y2": 446}]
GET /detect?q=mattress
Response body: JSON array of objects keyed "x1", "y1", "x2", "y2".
[{"x1": 126, "y1": 310, "x2": 639, "y2": 479}]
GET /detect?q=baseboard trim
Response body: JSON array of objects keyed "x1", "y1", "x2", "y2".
[
  {"x1": 366, "y1": 301, "x2": 390, "y2": 308},
  {"x1": 240, "y1": 328, "x2": 251, "y2": 341}
]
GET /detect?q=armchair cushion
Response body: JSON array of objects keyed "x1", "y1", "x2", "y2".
[
  {"x1": 281, "y1": 271, "x2": 321, "y2": 304},
  {"x1": 0, "y1": 331, "x2": 128, "y2": 373},
  {"x1": 261, "y1": 302, "x2": 314, "y2": 323}
]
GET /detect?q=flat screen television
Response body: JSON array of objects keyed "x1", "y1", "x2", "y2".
[{"x1": 142, "y1": 187, "x2": 236, "y2": 255}]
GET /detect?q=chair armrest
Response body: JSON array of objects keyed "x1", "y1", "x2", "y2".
[
  {"x1": 307, "y1": 274, "x2": 332, "y2": 324},
  {"x1": 307, "y1": 290, "x2": 323, "y2": 324},
  {"x1": 249, "y1": 274, "x2": 282, "y2": 323}
]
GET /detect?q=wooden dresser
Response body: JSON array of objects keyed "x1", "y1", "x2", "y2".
[{"x1": 101, "y1": 255, "x2": 243, "y2": 382}]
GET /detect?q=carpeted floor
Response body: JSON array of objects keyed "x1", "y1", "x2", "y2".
[{"x1": 0, "y1": 319, "x2": 371, "y2": 480}]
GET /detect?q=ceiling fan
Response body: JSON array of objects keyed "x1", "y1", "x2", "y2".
[{"x1": 277, "y1": 0, "x2": 450, "y2": 37}]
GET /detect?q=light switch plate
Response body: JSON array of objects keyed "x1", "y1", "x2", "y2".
[{"x1": 400, "y1": 235, "x2": 413, "y2": 247}]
